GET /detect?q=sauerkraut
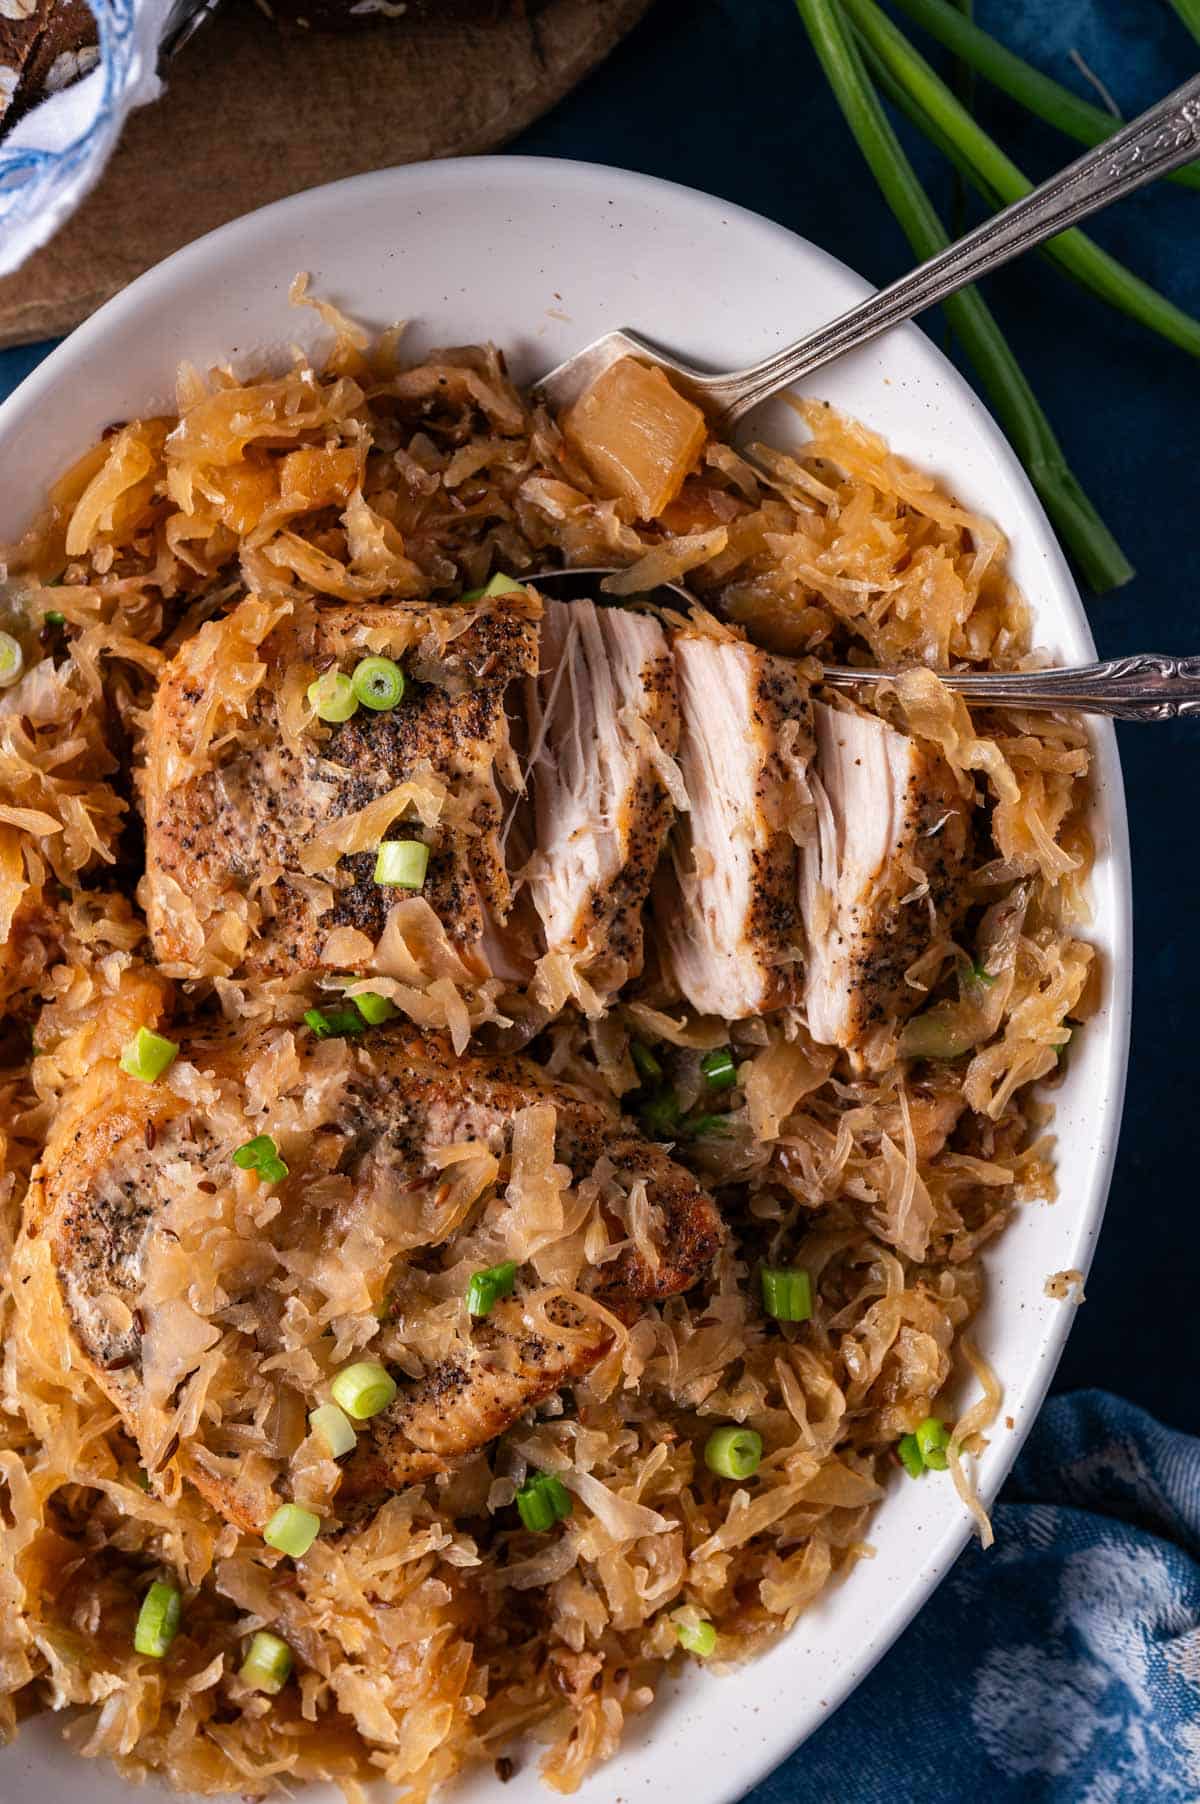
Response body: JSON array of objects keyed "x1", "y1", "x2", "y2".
[{"x1": 0, "y1": 287, "x2": 1095, "y2": 1798}]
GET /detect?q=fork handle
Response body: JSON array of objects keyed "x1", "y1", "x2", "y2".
[
  {"x1": 671, "y1": 72, "x2": 1200, "y2": 428},
  {"x1": 821, "y1": 655, "x2": 1200, "y2": 722}
]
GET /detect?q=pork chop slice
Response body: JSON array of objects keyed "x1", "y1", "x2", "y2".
[
  {"x1": 33, "y1": 1024, "x2": 722, "y2": 1528},
  {"x1": 654, "y1": 632, "x2": 815, "y2": 1018},
  {"x1": 138, "y1": 590, "x2": 540, "y2": 983},
  {"x1": 524, "y1": 598, "x2": 680, "y2": 1012},
  {"x1": 800, "y1": 700, "x2": 971, "y2": 1056}
]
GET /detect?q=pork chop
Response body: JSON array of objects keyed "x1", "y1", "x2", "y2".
[
  {"x1": 139, "y1": 590, "x2": 540, "y2": 982},
  {"x1": 655, "y1": 632, "x2": 815, "y2": 1018},
  {"x1": 524, "y1": 598, "x2": 680, "y2": 1012},
  {"x1": 800, "y1": 700, "x2": 971, "y2": 1056},
  {"x1": 33, "y1": 1023, "x2": 722, "y2": 1529}
]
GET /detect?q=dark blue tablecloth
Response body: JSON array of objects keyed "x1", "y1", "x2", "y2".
[{"x1": 2, "y1": 4, "x2": 1197, "y2": 1797}]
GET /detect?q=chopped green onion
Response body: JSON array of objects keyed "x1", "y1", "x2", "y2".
[
  {"x1": 351, "y1": 655, "x2": 405, "y2": 711},
  {"x1": 303, "y1": 1004, "x2": 366, "y2": 1039},
  {"x1": 704, "y1": 1425, "x2": 763, "y2": 1480},
  {"x1": 970, "y1": 960, "x2": 996, "y2": 986},
  {"x1": 374, "y1": 839, "x2": 430, "y2": 889},
  {"x1": 263, "y1": 1502, "x2": 321, "y2": 1557},
  {"x1": 793, "y1": 0, "x2": 1132, "y2": 595},
  {"x1": 330, "y1": 1359, "x2": 397, "y2": 1420},
  {"x1": 0, "y1": 632, "x2": 23, "y2": 688},
  {"x1": 915, "y1": 1415, "x2": 951, "y2": 1471},
  {"x1": 134, "y1": 1580, "x2": 182, "y2": 1658},
  {"x1": 461, "y1": 571, "x2": 525, "y2": 602},
  {"x1": 466, "y1": 1260, "x2": 517, "y2": 1318},
  {"x1": 673, "y1": 1613, "x2": 717, "y2": 1658},
  {"x1": 680, "y1": 1113, "x2": 730, "y2": 1140},
  {"x1": 639, "y1": 1092, "x2": 681, "y2": 1139},
  {"x1": 897, "y1": 1433, "x2": 926, "y2": 1479},
  {"x1": 307, "y1": 670, "x2": 358, "y2": 723},
  {"x1": 630, "y1": 1041, "x2": 663, "y2": 1084},
  {"x1": 351, "y1": 990, "x2": 398, "y2": 1026},
  {"x1": 119, "y1": 1026, "x2": 179, "y2": 1084},
  {"x1": 132, "y1": 1466, "x2": 151, "y2": 1492},
  {"x1": 700, "y1": 1047, "x2": 737, "y2": 1090},
  {"x1": 232, "y1": 1133, "x2": 289, "y2": 1183},
  {"x1": 515, "y1": 1470, "x2": 573, "y2": 1533},
  {"x1": 760, "y1": 1266, "x2": 813, "y2": 1323},
  {"x1": 239, "y1": 1629, "x2": 293, "y2": 1694},
  {"x1": 309, "y1": 1402, "x2": 357, "y2": 1459},
  {"x1": 44, "y1": 609, "x2": 66, "y2": 627}
]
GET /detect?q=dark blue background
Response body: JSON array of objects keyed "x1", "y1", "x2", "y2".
[{"x1": 1, "y1": 5, "x2": 1196, "y2": 1794}]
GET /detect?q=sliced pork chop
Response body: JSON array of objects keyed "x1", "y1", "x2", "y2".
[
  {"x1": 524, "y1": 598, "x2": 680, "y2": 1012},
  {"x1": 655, "y1": 632, "x2": 815, "y2": 1018},
  {"x1": 33, "y1": 1024, "x2": 722, "y2": 1528},
  {"x1": 800, "y1": 700, "x2": 971, "y2": 1055},
  {"x1": 139, "y1": 591, "x2": 540, "y2": 982}
]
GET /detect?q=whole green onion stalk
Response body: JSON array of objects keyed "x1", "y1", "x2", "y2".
[
  {"x1": 1165, "y1": 0, "x2": 1200, "y2": 49},
  {"x1": 792, "y1": 0, "x2": 1133, "y2": 593},
  {"x1": 842, "y1": 0, "x2": 1200, "y2": 361},
  {"x1": 891, "y1": 0, "x2": 1200, "y2": 190}
]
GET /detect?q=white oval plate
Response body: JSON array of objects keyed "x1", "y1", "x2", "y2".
[{"x1": 0, "y1": 158, "x2": 1131, "y2": 1804}]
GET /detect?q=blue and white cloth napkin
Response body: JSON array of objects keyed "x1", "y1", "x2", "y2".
[
  {"x1": 758, "y1": 1392, "x2": 1200, "y2": 1803},
  {"x1": 0, "y1": 0, "x2": 173, "y2": 279}
]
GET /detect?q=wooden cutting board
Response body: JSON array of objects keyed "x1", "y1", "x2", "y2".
[{"x1": 0, "y1": 0, "x2": 653, "y2": 346}]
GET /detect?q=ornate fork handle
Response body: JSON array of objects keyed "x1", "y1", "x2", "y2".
[{"x1": 821, "y1": 655, "x2": 1200, "y2": 722}]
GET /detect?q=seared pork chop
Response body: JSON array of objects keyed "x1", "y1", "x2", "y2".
[
  {"x1": 525, "y1": 599, "x2": 680, "y2": 1011},
  {"x1": 800, "y1": 701, "x2": 971, "y2": 1056},
  {"x1": 139, "y1": 590, "x2": 539, "y2": 982},
  {"x1": 34, "y1": 1024, "x2": 722, "y2": 1528},
  {"x1": 655, "y1": 633, "x2": 815, "y2": 1018}
]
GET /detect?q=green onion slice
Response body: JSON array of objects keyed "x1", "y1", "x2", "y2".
[
  {"x1": 466, "y1": 1260, "x2": 517, "y2": 1319},
  {"x1": 330, "y1": 1360, "x2": 397, "y2": 1420},
  {"x1": 0, "y1": 632, "x2": 23, "y2": 688},
  {"x1": 704, "y1": 1425, "x2": 763, "y2": 1480},
  {"x1": 374, "y1": 839, "x2": 430, "y2": 889},
  {"x1": 303, "y1": 1004, "x2": 366, "y2": 1039},
  {"x1": 461, "y1": 571, "x2": 525, "y2": 602},
  {"x1": 134, "y1": 1580, "x2": 182, "y2": 1658},
  {"x1": 351, "y1": 655, "x2": 405, "y2": 711},
  {"x1": 681, "y1": 1113, "x2": 730, "y2": 1139},
  {"x1": 307, "y1": 670, "x2": 359, "y2": 723},
  {"x1": 350, "y1": 989, "x2": 398, "y2": 1025},
  {"x1": 240, "y1": 1629, "x2": 294, "y2": 1694},
  {"x1": 232, "y1": 1133, "x2": 289, "y2": 1183},
  {"x1": 897, "y1": 1433, "x2": 926, "y2": 1479},
  {"x1": 700, "y1": 1047, "x2": 737, "y2": 1090},
  {"x1": 309, "y1": 1402, "x2": 357, "y2": 1459},
  {"x1": 673, "y1": 1612, "x2": 717, "y2": 1657},
  {"x1": 915, "y1": 1415, "x2": 950, "y2": 1471},
  {"x1": 760, "y1": 1266, "x2": 813, "y2": 1323},
  {"x1": 263, "y1": 1503, "x2": 321, "y2": 1557},
  {"x1": 516, "y1": 1470, "x2": 573, "y2": 1533},
  {"x1": 119, "y1": 1026, "x2": 179, "y2": 1084},
  {"x1": 630, "y1": 1041, "x2": 663, "y2": 1084},
  {"x1": 639, "y1": 1092, "x2": 680, "y2": 1140},
  {"x1": 44, "y1": 609, "x2": 66, "y2": 627}
]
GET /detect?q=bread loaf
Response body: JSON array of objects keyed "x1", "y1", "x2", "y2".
[{"x1": 0, "y1": 0, "x2": 98, "y2": 131}]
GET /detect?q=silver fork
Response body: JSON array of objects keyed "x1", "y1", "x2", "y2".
[
  {"x1": 531, "y1": 73, "x2": 1200, "y2": 722},
  {"x1": 530, "y1": 570, "x2": 1200, "y2": 721},
  {"x1": 537, "y1": 72, "x2": 1200, "y2": 425}
]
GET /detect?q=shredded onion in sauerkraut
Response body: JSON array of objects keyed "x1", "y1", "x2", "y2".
[{"x1": 0, "y1": 293, "x2": 1097, "y2": 1798}]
